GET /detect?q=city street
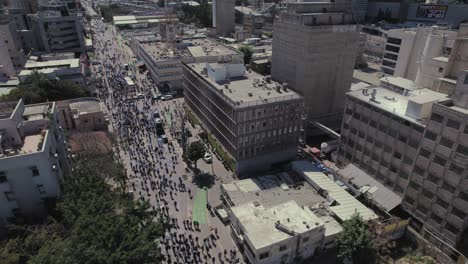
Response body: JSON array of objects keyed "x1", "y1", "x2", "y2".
[{"x1": 88, "y1": 9, "x2": 243, "y2": 264}]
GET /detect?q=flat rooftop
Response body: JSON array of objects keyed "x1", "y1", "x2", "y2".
[
  {"x1": 23, "y1": 103, "x2": 52, "y2": 121},
  {"x1": 231, "y1": 200, "x2": 325, "y2": 250},
  {"x1": 69, "y1": 100, "x2": 101, "y2": 114},
  {"x1": 222, "y1": 172, "x2": 325, "y2": 208},
  {"x1": 24, "y1": 58, "x2": 80, "y2": 69},
  {"x1": 113, "y1": 14, "x2": 179, "y2": 25},
  {"x1": 347, "y1": 86, "x2": 448, "y2": 125},
  {"x1": 0, "y1": 101, "x2": 17, "y2": 119},
  {"x1": 187, "y1": 63, "x2": 302, "y2": 106},
  {"x1": 140, "y1": 41, "x2": 191, "y2": 60},
  {"x1": 380, "y1": 76, "x2": 418, "y2": 91}
]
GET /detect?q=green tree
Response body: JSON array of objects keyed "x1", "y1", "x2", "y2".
[
  {"x1": 337, "y1": 213, "x2": 376, "y2": 264},
  {"x1": 186, "y1": 141, "x2": 205, "y2": 170},
  {"x1": 0, "y1": 71, "x2": 86, "y2": 104},
  {"x1": 238, "y1": 45, "x2": 253, "y2": 65}
]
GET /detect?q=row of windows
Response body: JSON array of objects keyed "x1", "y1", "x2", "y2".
[
  {"x1": 430, "y1": 113, "x2": 468, "y2": 133},
  {"x1": 424, "y1": 129, "x2": 468, "y2": 158}
]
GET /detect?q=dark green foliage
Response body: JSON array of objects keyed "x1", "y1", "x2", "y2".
[
  {"x1": 0, "y1": 155, "x2": 164, "y2": 264},
  {"x1": 238, "y1": 45, "x2": 253, "y2": 65},
  {"x1": 0, "y1": 72, "x2": 86, "y2": 104},
  {"x1": 98, "y1": 4, "x2": 122, "y2": 22},
  {"x1": 178, "y1": 2, "x2": 212, "y2": 28},
  {"x1": 337, "y1": 213, "x2": 376, "y2": 264},
  {"x1": 186, "y1": 141, "x2": 206, "y2": 169}
]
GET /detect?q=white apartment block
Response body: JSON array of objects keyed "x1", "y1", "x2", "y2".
[
  {"x1": 381, "y1": 24, "x2": 468, "y2": 95},
  {"x1": 0, "y1": 17, "x2": 26, "y2": 80},
  {"x1": 336, "y1": 72, "x2": 468, "y2": 247},
  {"x1": 0, "y1": 99, "x2": 68, "y2": 225}
]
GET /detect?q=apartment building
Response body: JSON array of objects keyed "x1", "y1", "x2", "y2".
[
  {"x1": 0, "y1": 99, "x2": 68, "y2": 225},
  {"x1": 272, "y1": 2, "x2": 360, "y2": 131},
  {"x1": 336, "y1": 72, "x2": 468, "y2": 247},
  {"x1": 381, "y1": 24, "x2": 468, "y2": 94},
  {"x1": 57, "y1": 97, "x2": 107, "y2": 132},
  {"x1": 182, "y1": 62, "x2": 303, "y2": 175},
  {"x1": 136, "y1": 37, "x2": 242, "y2": 92},
  {"x1": 0, "y1": 17, "x2": 27, "y2": 80}
]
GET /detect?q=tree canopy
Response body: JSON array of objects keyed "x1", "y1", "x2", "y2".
[
  {"x1": 0, "y1": 72, "x2": 86, "y2": 104},
  {"x1": 337, "y1": 213, "x2": 376, "y2": 264},
  {"x1": 178, "y1": 3, "x2": 212, "y2": 28},
  {"x1": 238, "y1": 45, "x2": 253, "y2": 65},
  {"x1": 186, "y1": 141, "x2": 206, "y2": 169},
  {"x1": 0, "y1": 152, "x2": 164, "y2": 264}
]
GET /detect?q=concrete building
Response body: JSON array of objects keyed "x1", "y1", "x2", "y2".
[
  {"x1": 271, "y1": 2, "x2": 361, "y2": 131},
  {"x1": 381, "y1": 24, "x2": 468, "y2": 95},
  {"x1": 0, "y1": 99, "x2": 68, "y2": 225},
  {"x1": 57, "y1": 98, "x2": 107, "y2": 132},
  {"x1": 213, "y1": 0, "x2": 235, "y2": 37},
  {"x1": 221, "y1": 172, "x2": 343, "y2": 263},
  {"x1": 112, "y1": 14, "x2": 179, "y2": 30},
  {"x1": 135, "y1": 37, "x2": 243, "y2": 91},
  {"x1": 0, "y1": 17, "x2": 27, "y2": 80},
  {"x1": 336, "y1": 72, "x2": 468, "y2": 247},
  {"x1": 182, "y1": 62, "x2": 303, "y2": 175},
  {"x1": 28, "y1": 4, "x2": 86, "y2": 54},
  {"x1": 18, "y1": 56, "x2": 85, "y2": 85}
]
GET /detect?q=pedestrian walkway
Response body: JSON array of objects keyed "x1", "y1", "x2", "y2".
[{"x1": 193, "y1": 188, "x2": 208, "y2": 224}]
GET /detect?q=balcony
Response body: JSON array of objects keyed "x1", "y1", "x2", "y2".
[
  {"x1": 415, "y1": 156, "x2": 429, "y2": 169},
  {"x1": 435, "y1": 145, "x2": 452, "y2": 159},
  {"x1": 423, "y1": 181, "x2": 438, "y2": 193},
  {"x1": 438, "y1": 189, "x2": 453, "y2": 202},
  {"x1": 421, "y1": 138, "x2": 436, "y2": 150},
  {"x1": 428, "y1": 163, "x2": 444, "y2": 177}
]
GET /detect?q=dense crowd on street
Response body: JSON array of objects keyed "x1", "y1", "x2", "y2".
[{"x1": 90, "y1": 19, "x2": 241, "y2": 264}]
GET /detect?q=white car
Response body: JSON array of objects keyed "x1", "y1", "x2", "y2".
[
  {"x1": 135, "y1": 93, "x2": 144, "y2": 99},
  {"x1": 203, "y1": 153, "x2": 212, "y2": 163},
  {"x1": 162, "y1": 95, "x2": 173, "y2": 101},
  {"x1": 155, "y1": 118, "x2": 162, "y2": 124}
]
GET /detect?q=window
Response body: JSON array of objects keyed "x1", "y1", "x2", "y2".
[
  {"x1": 279, "y1": 245, "x2": 287, "y2": 252},
  {"x1": 394, "y1": 185, "x2": 403, "y2": 193},
  {"x1": 403, "y1": 156, "x2": 413, "y2": 165},
  {"x1": 303, "y1": 236, "x2": 309, "y2": 243},
  {"x1": 387, "y1": 37, "x2": 402, "y2": 45},
  {"x1": 382, "y1": 60, "x2": 396, "y2": 68},
  {"x1": 430, "y1": 113, "x2": 444, "y2": 123},
  {"x1": 433, "y1": 155, "x2": 447, "y2": 167},
  {"x1": 424, "y1": 131, "x2": 437, "y2": 141},
  {"x1": 384, "y1": 53, "x2": 398, "y2": 61},
  {"x1": 438, "y1": 67, "x2": 444, "y2": 73},
  {"x1": 413, "y1": 165, "x2": 424, "y2": 176},
  {"x1": 464, "y1": 74, "x2": 468, "y2": 85},
  {"x1": 442, "y1": 182, "x2": 455, "y2": 193},
  {"x1": 446, "y1": 119, "x2": 460, "y2": 130},
  {"x1": 461, "y1": 191, "x2": 468, "y2": 203},
  {"x1": 30, "y1": 166, "x2": 39, "y2": 177},
  {"x1": 452, "y1": 207, "x2": 466, "y2": 220},
  {"x1": 422, "y1": 189, "x2": 434, "y2": 199},
  {"x1": 436, "y1": 198, "x2": 449, "y2": 208},
  {"x1": 385, "y1": 45, "x2": 400, "y2": 53},
  {"x1": 449, "y1": 163, "x2": 463, "y2": 174},
  {"x1": 428, "y1": 173, "x2": 439, "y2": 184},
  {"x1": 409, "y1": 181, "x2": 420, "y2": 190},
  {"x1": 417, "y1": 204, "x2": 428, "y2": 214},
  {"x1": 405, "y1": 196, "x2": 415, "y2": 205},
  {"x1": 456, "y1": 144, "x2": 468, "y2": 157},
  {"x1": 419, "y1": 148, "x2": 431, "y2": 158},
  {"x1": 440, "y1": 137, "x2": 454, "y2": 148},
  {"x1": 393, "y1": 151, "x2": 402, "y2": 160},
  {"x1": 37, "y1": 184, "x2": 46, "y2": 195},
  {"x1": 445, "y1": 223, "x2": 458, "y2": 235},
  {"x1": 4, "y1": 191, "x2": 15, "y2": 201},
  {"x1": 259, "y1": 252, "x2": 269, "y2": 260},
  {"x1": 0, "y1": 171, "x2": 6, "y2": 183},
  {"x1": 370, "y1": 120, "x2": 377, "y2": 128},
  {"x1": 384, "y1": 145, "x2": 392, "y2": 153},
  {"x1": 431, "y1": 213, "x2": 442, "y2": 223},
  {"x1": 382, "y1": 67, "x2": 395, "y2": 75}
]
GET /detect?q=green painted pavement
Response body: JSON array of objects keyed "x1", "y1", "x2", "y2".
[{"x1": 192, "y1": 188, "x2": 207, "y2": 224}]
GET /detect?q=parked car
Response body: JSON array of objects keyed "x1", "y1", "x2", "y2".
[
  {"x1": 155, "y1": 118, "x2": 163, "y2": 124},
  {"x1": 162, "y1": 95, "x2": 173, "y2": 101},
  {"x1": 161, "y1": 134, "x2": 168, "y2": 143},
  {"x1": 203, "y1": 153, "x2": 212, "y2": 163}
]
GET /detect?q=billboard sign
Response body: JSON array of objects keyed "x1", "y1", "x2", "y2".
[{"x1": 416, "y1": 4, "x2": 448, "y2": 19}]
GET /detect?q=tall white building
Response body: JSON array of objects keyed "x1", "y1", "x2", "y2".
[
  {"x1": 381, "y1": 24, "x2": 468, "y2": 95},
  {"x1": 0, "y1": 99, "x2": 69, "y2": 225}
]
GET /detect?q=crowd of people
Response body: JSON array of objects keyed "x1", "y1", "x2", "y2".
[{"x1": 89, "y1": 19, "x2": 241, "y2": 264}]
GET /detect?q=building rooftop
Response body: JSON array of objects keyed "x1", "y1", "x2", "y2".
[
  {"x1": 187, "y1": 63, "x2": 302, "y2": 107},
  {"x1": 231, "y1": 200, "x2": 325, "y2": 250},
  {"x1": 347, "y1": 86, "x2": 448, "y2": 125},
  {"x1": 338, "y1": 164, "x2": 402, "y2": 212},
  {"x1": 292, "y1": 160, "x2": 379, "y2": 222},
  {"x1": 24, "y1": 58, "x2": 80, "y2": 69},
  {"x1": 23, "y1": 104, "x2": 51, "y2": 121},
  {"x1": 67, "y1": 98, "x2": 102, "y2": 115},
  {"x1": 0, "y1": 101, "x2": 17, "y2": 119},
  {"x1": 222, "y1": 172, "x2": 325, "y2": 208},
  {"x1": 113, "y1": 14, "x2": 179, "y2": 26},
  {"x1": 380, "y1": 76, "x2": 419, "y2": 91}
]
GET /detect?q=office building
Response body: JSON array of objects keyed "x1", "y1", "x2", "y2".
[
  {"x1": 271, "y1": 2, "x2": 360, "y2": 131},
  {"x1": 0, "y1": 99, "x2": 68, "y2": 225},
  {"x1": 57, "y1": 98, "x2": 107, "y2": 132},
  {"x1": 336, "y1": 72, "x2": 468, "y2": 247},
  {"x1": 0, "y1": 17, "x2": 27, "y2": 80},
  {"x1": 213, "y1": 0, "x2": 235, "y2": 37},
  {"x1": 136, "y1": 36, "x2": 243, "y2": 91},
  {"x1": 28, "y1": 0, "x2": 86, "y2": 54},
  {"x1": 18, "y1": 55, "x2": 85, "y2": 85},
  {"x1": 182, "y1": 62, "x2": 303, "y2": 175},
  {"x1": 381, "y1": 24, "x2": 468, "y2": 95}
]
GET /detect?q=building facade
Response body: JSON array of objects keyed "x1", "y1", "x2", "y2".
[
  {"x1": 213, "y1": 0, "x2": 235, "y2": 37},
  {"x1": 271, "y1": 2, "x2": 360, "y2": 131},
  {"x1": 336, "y1": 73, "x2": 468, "y2": 247},
  {"x1": 182, "y1": 62, "x2": 303, "y2": 175},
  {"x1": 18, "y1": 56, "x2": 85, "y2": 85},
  {"x1": 0, "y1": 17, "x2": 27, "y2": 80},
  {"x1": 57, "y1": 97, "x2": 107, "y2": 132},
  {"x1": 0, "y1": 99, "x2": 68, "y2": 225}
]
